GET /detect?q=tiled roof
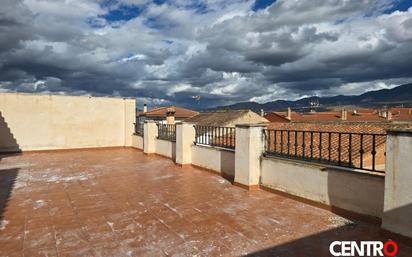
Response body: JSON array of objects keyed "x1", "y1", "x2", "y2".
[
  {"x1": 267, "y1": 122, "x2": 399, "y2": 133},
  {"x1": 264, "y1": 112, "x2": 290, "y2": 122},
  {"x1": 266, "y1": 108, "x2": 412, "y2": 123},
  {"x1": 138, "y1": 106, "x2": 198, "y2": 119}
]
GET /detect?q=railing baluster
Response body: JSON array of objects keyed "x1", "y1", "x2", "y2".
[
  {"x1": 328, "y1": 132, "x2": 332, "y2": 162},
  {"x1": 338, "y1": 133, "x2": 342, "y2": 165},
  {"x1": 280, "y1": 130, "x2": 284, "y2": 155},
  {"x1": 294, "y1": 131, "x2": 298, "y2": 157},
  {"x1": 319, "y1": 132, "x2": 322, "y2": 161},
  {"x1": 202, "y1": 126, "x2": 206, "y2": 144},
  {"x1": 193, "y1": 126, "x2": 236, "y2": 150},
  {"x1": 310, "y1": 131, "x2": 313, "y2": 159},
  {"x1": 225, "y1": 127, "x2": 228, "y2": 148},
  {"x1": 261, "y1": 129, "x2": 385, "y2": 173},
  {"x1": 302, "y1": 131, "x2": 306, "y2": 159},
  {"x1": 360, "y1": 134, "x2": 364, "y2": 169},
  {"x1": 372, "y1": 134, "x2": 376, "y2": 171},
  {"x1": 220, "y1": 127, "x2": 222, "y2": 147},
  {"x1": 349, "y1": 134, "x2": 352, "y2": 166},
  {"x1": 287, "y1": 131, "x2": 290, "y2": 157}
]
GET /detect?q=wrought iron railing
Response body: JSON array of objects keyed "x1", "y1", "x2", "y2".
[
  {"x1": 157, "y1": 124, "x2": 176, "y2": 142},
  {"x1": 134, "y1": 122, "x2": 144, "y2": 136},
  {"x1": 263, "y1": 129, "x2": 386, "y2": 173},
  {"x1": 194, "y1": 126, "x2": 235, "y2": 150}
]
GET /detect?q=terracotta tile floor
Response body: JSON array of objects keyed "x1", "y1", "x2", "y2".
[{"x1": 0, "y1": 148, "x2": 411, "y2": 257}]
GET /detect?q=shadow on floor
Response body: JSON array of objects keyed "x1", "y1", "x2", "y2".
[
  {"x1": 221, "y1": 150, "x2": 235, "y2": 182},
  {"x1": 0, "y1": 168, "x2": 19, "y2": 221},
  {"x1": 0, "y1": 111, "x2": 21, "y2": 154},
  {"x1": 245, "y1": 221, "x2": 409, "y2": 257}
]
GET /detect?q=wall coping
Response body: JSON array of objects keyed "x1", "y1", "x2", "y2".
[
  {"x1": 236, "y1": 123, "x2": 268, "y2": 128},
  {"x1": 192, "y1": 143, "x2": 235, "y2": 153},
  {"x1": 180, "y1": 122, "x2": 197, "y2": 125},
  {"x1": 387, "y1": 128, "x2": 412, "y2": 135},
  {"x1": 156, "y1": 137, "x2": 176, "y2": 143},
  {"x1": 261, "y1": 155, "x2": 385, "y2": 178},
  {"x1": 0, "y1": 91, "x2": 136, "y2": 100}
]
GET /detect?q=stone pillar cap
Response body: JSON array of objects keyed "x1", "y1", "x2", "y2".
[
  {"x1": 387, "y1": 128, "x2": 412, "y2": 134},
  {"x1": 235, "y1": 122, "x2": 269, "y2": 128}
]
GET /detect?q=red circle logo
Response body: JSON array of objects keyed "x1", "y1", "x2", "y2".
[{"x1": 383, "y1": 241, "x2": 398, "y2": 256}]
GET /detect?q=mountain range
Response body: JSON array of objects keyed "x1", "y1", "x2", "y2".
[{"x1": 212, "y1": 83, "x2": 412, "y2": 112}]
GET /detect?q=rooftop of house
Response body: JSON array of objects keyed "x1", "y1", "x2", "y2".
[
  {"x1": 265, "y1": 108, "x2": 412, "y2": 123},
  {"x1": 267, "y1": 121, "x2": 410, "y2": 134},
  {"x1": 138, "y1": 105, "x2": 199, "y2": 119},
  {"x1": 185, "y1": 109, "x2": 267, "y2": 126},
  {"x1": 1, "y1": 148, "x2": 411, "y2": 256}
]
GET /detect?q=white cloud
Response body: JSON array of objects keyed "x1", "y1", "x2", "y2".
[{"x1": 0, "y1": 0, "x2": 411, "y2": 108}]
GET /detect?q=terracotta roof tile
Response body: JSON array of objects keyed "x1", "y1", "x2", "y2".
[
  {"x1": 186, "y1": 110, "x2": 267, "y2": 126},
  {"x1": 266, "y1": 108, "x2": 412, "y2": 122},
  {"x1": 139, "y1": 106, "x2": 198, "y2": 119}
]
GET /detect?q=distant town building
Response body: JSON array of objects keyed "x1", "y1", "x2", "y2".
[
  {"x1": 137, "y1": 104, "x2": 199, "y2": 125},
  {"x1": 185, "y1": 109, "x2": 268, "y2": 127},
  {"x1": 264, "y1": 107, "x2": 412, "y2": 123},
  {"x1": 186, "y1": 109, "x2": 268, "y2": 147}
]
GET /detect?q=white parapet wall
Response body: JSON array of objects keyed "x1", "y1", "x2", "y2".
[
  {"x1": 261, "y1": 157, "x2": 385, "y2": 218},
  {"x1": 191, "y1": 145, "x2": 235, "y2": 179},
  {"x1": 131, "y1": 135, "x2": 144, "y2": 150},
  {"x1": 382, "y1": 129, "x2": 412, "y2": 238},
  {"x1": 155, "y1": 138, "x2": 176, "y2": 160},
  {"x1": 0, "y1": 92, "x2": 135, "y2": 152}
]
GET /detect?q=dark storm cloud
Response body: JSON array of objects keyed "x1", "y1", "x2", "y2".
[{"x1": 1, "y1": 0, "x2": 412, "y2": 108}]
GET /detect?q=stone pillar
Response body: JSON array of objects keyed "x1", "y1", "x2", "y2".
[
  {"x1": 123, "y1": 98, "x2": 136, "y2": 147},
  {"x1": 382, "y1": 129, "x2": 412, "y2": 239},
  {"x1": 175, "y1": 122, "x2": 196, "y2": 165},
  {"x1": 143, "y1": 121, "x2": 158, "y2": 154},
  {"x1": 234, "y1": 123, "x2": 267, "y2": 191}
]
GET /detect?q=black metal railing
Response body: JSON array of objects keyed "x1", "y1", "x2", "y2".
[
  {"x1": 194, "y1": 126, "x2": 236, "y2": 150},
  {"x1": 134, "y1": 122, "x2": 144, "y2": 136},
  {"x1": 157, "y1": 124, "x2": 176, "y2": 142},
  {"x1": 263, "y1": 129, "x2": 386, "y2": 173}
]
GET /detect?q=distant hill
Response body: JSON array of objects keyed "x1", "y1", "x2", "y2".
[{"x1": 212, "y1": 83, "x2": 412, "y2": 112}]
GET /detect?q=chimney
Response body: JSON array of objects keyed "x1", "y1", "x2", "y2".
[
  {"x1": 409, "y1": 109, "x2": 411, "y2": 115},
  {"x1": 260, "y1": 109, "x2": 265, "y2": 117},
  {"x1": 166, "y1": 107, "x2": 176, "y2": 125},
  {"x1": 143, "y1": 104, "x2": 147, "y2": 113},
  {"x1": 341, "y1": 109, "x2": 347, "y2": 121},
  {"x1": 387, "y1": 111, "x2": 392, "y2": 121},
  {"x1": 286, "y1": 107, "x2": 292, "y2": 121}
]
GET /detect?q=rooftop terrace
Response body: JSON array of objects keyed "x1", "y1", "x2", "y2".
[{"x1": 1, "y1": 148, "x2": 411, "y2": 256}]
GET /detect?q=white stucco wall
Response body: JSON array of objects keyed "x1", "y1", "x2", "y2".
[
  {"x1": 382, "y1": 130, "x2": 412, "y2": 238},
  {"x1": 0, "y1": 92, "x2": 135, "y2": 152},
  {"x1": 155, "y1": 138, "x2": 175, "y2": 160},
  {"x1": 191, "y1": 145, "x2": 235, "y2": 179},
  {"x1": 131, "y1": 135, "x2": 144, "y2": 150},
  {"x1": 261, "y1": 157, "x2": 385, "y2": 218}
]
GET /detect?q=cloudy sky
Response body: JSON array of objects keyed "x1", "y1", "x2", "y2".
[{"x1": 1, "y1": 0, "x2": 412, "y2": 108}]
